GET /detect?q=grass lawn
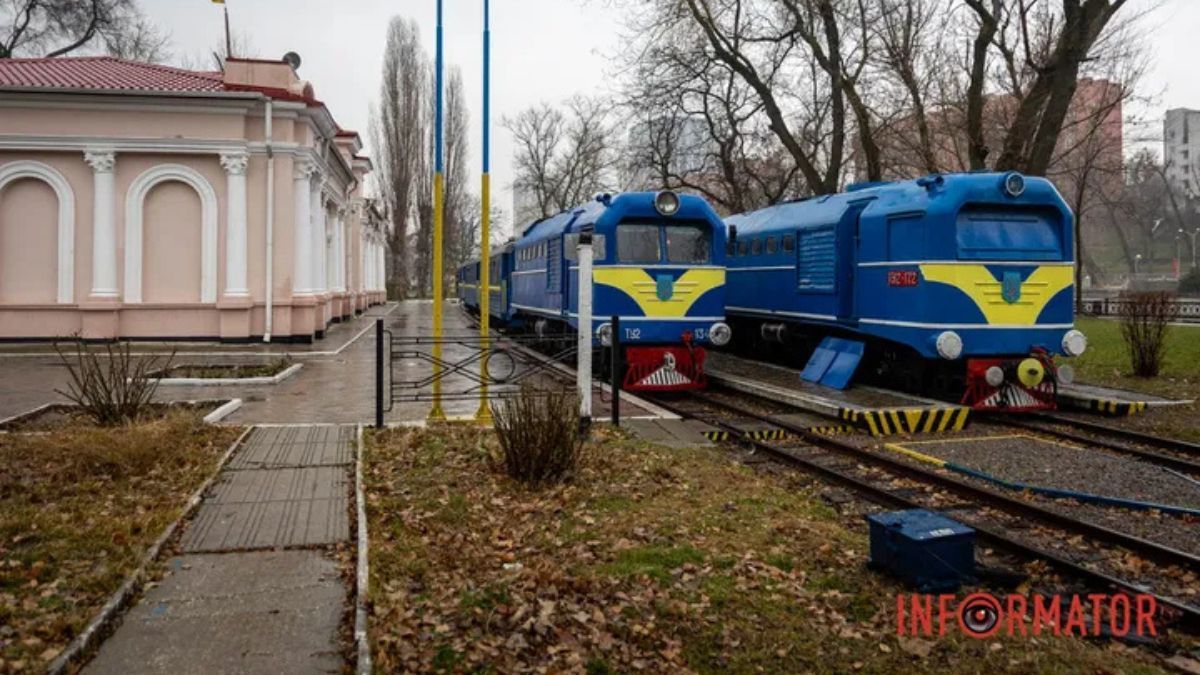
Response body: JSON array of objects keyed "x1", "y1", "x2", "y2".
[
  {"x1": 1072, "y1": 317, "x2": 1200, "y2": 441},
  {"x1": 365, "y1": 426, "x2": 1172, "y2": 673},
  {"x1": 0, "y1": 411, "x2": 241, "y2": 671}
]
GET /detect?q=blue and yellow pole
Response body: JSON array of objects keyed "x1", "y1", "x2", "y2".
[
  {"x1": 429, "y1": 0, "x2": 446, "y2": 421},
  {"x1": 475, "y1": 0, "x2": 493, "y2": 423}
]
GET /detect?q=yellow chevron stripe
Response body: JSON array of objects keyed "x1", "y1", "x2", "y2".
[
  {"x1": 918, "y1": 264, "x2": 1073, "y2": 325},
  {"x1": 592, "y1": 267, "x2": 725, "y2": 318}
]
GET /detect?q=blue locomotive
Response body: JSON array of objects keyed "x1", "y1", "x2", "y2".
[
  {"x1": 724, "y1": 172, "x2": 1087, "y2": 410},
  {"x1": 457, "y1": 190, "x2": 731, "y2": 390}
]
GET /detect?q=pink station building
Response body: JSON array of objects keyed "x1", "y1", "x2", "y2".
[{"x1": 0, "y1": 55, "x2": 387, "y2": 343}]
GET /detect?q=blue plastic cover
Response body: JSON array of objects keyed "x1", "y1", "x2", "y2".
[{"x1": 801, "y1": 337, "x2": 864, "y2": 389}]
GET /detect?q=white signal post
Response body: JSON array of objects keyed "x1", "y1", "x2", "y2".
[{"x1": 577, "y1": 231, "x2": 594, "y2": 426}]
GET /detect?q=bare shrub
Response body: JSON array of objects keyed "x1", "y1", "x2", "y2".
[
  {"x1": 491, "y1": 385, "x2": 583, "y2": 486},
  {"x1": 1118, "y1": 292, "x2": 1178, "y2": 377},
  {"x1": 53, "y1": 339, "x2": 174, "y2": 426}
]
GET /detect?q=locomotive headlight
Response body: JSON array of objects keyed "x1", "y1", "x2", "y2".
[
  {"x1": 1061, "y1": 329, "x2": 1087, "y2": 357},
  {"x1": 1057, "y1": 363, "x2": 1075, "y2": 385},
  {"x1": 654, "y1": 190, "x2": 681, "y2": 216},
  {"x1": 709, "y1": 321, "x2": 732, "y2": 346},
  {"x1": 1002, "y1": 171, "x2": 1026, "y2": 197},
  {"x1": 985, "y1": 366, "x2": 1005, "y2": 387},
  {"x1": 1017, "y1": 358, "x2": 1045, "y2": 388},
  {"x1": 596, "y1": 322, "x2": 613, "y2": 347},
  {"x1": 935, "y1": 331, "x2": 963, "y2": 360}
]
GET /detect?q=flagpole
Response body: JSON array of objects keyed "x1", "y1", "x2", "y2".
[
  {"x1": 429, "y1": 0, "x2": 446, "y2": 421},
  {"x1": 475, "y1": 0, "x2": 493, "y2": 423},
  {"x1": 223, "y1": 4, "x2": 232, "y2": 58}
]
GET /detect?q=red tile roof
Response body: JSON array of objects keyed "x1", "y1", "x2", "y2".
[{"x1": 0, "y1": 56, "x2": 224, "y2": 93}]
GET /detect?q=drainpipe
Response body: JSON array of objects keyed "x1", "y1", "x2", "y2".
[{"x1": 263, "y1": 98, "x2": 275, "y2": 342}]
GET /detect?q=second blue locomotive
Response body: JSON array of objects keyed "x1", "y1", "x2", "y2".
[{"x1": 723, "y1": 172, "x2": 1087, "y2": 410}]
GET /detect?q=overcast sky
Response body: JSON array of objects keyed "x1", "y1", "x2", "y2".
[{"x1": 152, "y1": 0, "x2": 1199, "y2": 233}]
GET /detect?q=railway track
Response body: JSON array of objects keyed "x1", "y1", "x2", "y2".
[
  {"x1": 994, "y1": 413, "x2": 1200, "y2": 476},
  {"x1": 645, "y1": 389, "x2": 1200, "y2": 633}
]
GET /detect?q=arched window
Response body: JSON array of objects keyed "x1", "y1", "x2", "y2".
[
  {"x1": 124, "y1": 164, "x2": 218, "y2": 303},
  {"x1": 0, "y1": 161, "x2": 75, "y2": 303}
]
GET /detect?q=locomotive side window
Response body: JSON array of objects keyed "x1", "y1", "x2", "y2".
[
  {"x1": 564, "y1": 234, "x2": 578, "y2": 261},
  {"x1": 765, "y1": 236, "x2": 778, "y2": 254},
  {"x1": 751, "y1": 238, "x2": 762, "y2": 255},
  {"x1": 737, "y1": 240, "x2": 748, "y2": 256},
  {"x1": 618, "y1": 224, "x2": 661, "y2": 263},
  {"x1": 665, "y1": 225, "x2": 710, "y2": 263},
  {"x1": 782, "y1": 234, "x2": 795, "y2": 252},
  {"x1": 726, "y1": 241, "x2": 736, "y2": 256}
]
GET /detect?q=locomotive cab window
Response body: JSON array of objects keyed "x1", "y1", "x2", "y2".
[
  {"x1": 665, "y1": 225, "x2": 710, "y2": 263},
  {"x1": 782, "y1": 234, "x2": 795, "y2": 252},
  {"x1": 618, "y1": 224, "x2": 662, "y2": 263}
]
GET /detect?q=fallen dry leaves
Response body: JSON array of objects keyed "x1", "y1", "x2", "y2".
[
  {"x1": 0, "y1": 412, "x2": 240, "y2": 672},
  {"x1": 363, "y1": 425, "x2": 1178, "y2": 674}
]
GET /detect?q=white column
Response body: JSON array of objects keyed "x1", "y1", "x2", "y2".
[
  {"x1": 84, "y1": 150, "x2": 118, "y2": 299},
  {"x1": 337, "y1": 216, "x2": 347, "y2": 292},
  {"x1": 377, "y1": 242, "x2": 385, "y2": 292},
  {"x1": 311, "y1": 186, "x2": 327, "y2": 295},
  {"x1": 293, "y1": 159, "x2": 314, "y2": 294},
  {"x1": 220, "y1": 151, "x2": 250, "y2": 298}
]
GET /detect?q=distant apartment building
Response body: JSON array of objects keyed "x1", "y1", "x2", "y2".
[
  {"x1": 864, "y1": 78, "x2": 1124, "y2": 189},
  {"x1": 1164, "y1": 108, "x2": 1200, "y2": 197},
  {"x1": 511, "y1": 184, "x2": 541, "y2": 233},
  {"x1": 623, "y1": 117, "x2": 710, "y2": 191}
]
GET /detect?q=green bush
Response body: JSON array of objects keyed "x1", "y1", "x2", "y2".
[
  {"x1": 53, "y1": 339, "x2": 173, "y2": 426},
  {"x1": 490, "y1": 384, "x2": 583, "y2": 486},
  {"x1": 1179, "y1": 268, "x2": 1200, "y2": 296},
  {"x1": 1117, "y1": 292, "x2": 1178, "y2": 377}
]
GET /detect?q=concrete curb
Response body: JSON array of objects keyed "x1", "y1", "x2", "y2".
[
  {"x1": 0, "y1": 398, "x2": 240, "y2": 432},
  {"x1": 46, "y1": 426, "x2": 254, "y2": 675},
  {"x1": 354, "y1": 425, "x2": 372, "y2": 675},
  {"x1": 153, "y1": 362, "x2": 304, "y2": 387},
  {"x1": 202, "y1": 398, "x2": 243, "y2": 424}
]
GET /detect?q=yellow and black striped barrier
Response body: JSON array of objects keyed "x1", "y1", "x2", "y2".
[
  {"x1": 807, "y1": 424, "x2": 856, "y2": 436},
  {"x1": 838, "y1": 406, "x2": 970, "y2": 436},
  {"x1": 702, "y1": 428, "x2": 790, "y2": 442},
  {"x1": 1061, "y1": 396, "x2": 1148, "y2": 417}
]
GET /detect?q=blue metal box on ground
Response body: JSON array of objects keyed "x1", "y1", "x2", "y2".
[{"x1": 867, "y1": 509, "x2": 975, "y2": 592}]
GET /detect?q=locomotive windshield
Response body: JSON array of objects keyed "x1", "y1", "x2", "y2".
[
  {"x1": 665, "y1": 225, "x2": 710, "y2": 263},
  {"x1": 618, "y1": 224, "x2": 662, "y2": 263},
  {"x1": 616, "y1": 221, "x2": 712, "y2": 264}
]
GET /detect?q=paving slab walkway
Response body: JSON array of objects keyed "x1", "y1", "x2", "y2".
[{"x1": 84, "y1": 425, "x2": 354, "y2": 674}]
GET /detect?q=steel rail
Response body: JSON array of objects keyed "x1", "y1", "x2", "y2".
[
  {"x1": 645, "y1": 392, "x2": 1200, "y2": 632},
  {"x1": 994, "y1": 417, "x2": 1200, "y2": 475},
  {"x1": 1026, "y1": 411, "x2": 1200, "y2": 458}
]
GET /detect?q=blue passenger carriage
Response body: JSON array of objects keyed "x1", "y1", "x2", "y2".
[{"x1": 724, "y1": 172, "x2": 1087, "y2": 410}]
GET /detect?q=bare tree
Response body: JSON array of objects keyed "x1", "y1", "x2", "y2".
[
  {"x1": 0, "y1": 0, "x2": 167, "y2": 61},
  {"x1": 623, "y1": 0, "x2": 1139, "y2": 197},
  {"x1": 505, "y1": 96, "x2": 618, "y2": 223},
  {"x1": 370, "y1": 17, "x2": 428, "y2": 299},
  {"x1": 443, "y1": 67, "x2": 472, "y2": 287}
]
